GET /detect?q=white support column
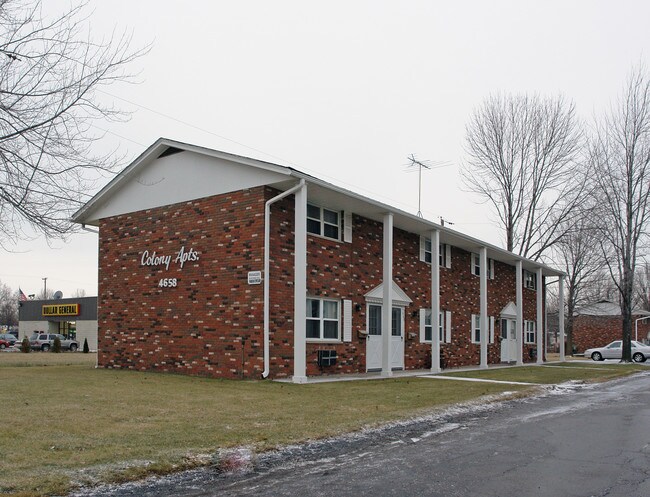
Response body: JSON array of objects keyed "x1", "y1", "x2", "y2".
[
  {"x1": 292, "y1": 182, "x2": 308, "y2": 383},
  {"x1": 516, "y1": 260, "x2": 523, "y2": 366},
  {"x1": 535, "y1": 267, "x2": 546, "y2": 364},
  {"x1": 381, "y1": 213, "x2": 394, "y2": 377},
  {"x1": 431, "y1": 230, "x2": 441, "y2": 373},
  {"x1": 480, "y1": 247, "x2": 488, "y2": 369},
  {"x1": 536, "y1": 267, "x2": 543, "y2": 364},
  {"x1": 559, "y1": 275, "x2": 565, "y2": 361}
]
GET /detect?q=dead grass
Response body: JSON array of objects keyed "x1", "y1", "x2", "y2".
[
  {"x1": 442, "y1": 362, "x2": 647, "y2": 384},
  {"x1": 0, "y1": 354, "x2": 645, "y2": 496}
]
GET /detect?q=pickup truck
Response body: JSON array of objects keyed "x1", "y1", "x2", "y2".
[{"x1": 29, "y1": 333, "x2": 79, "y2": 352}]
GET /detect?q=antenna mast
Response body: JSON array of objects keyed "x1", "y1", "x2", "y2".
[{"x1": 407, "y1": 154, "x2": 432, "y2": 218}]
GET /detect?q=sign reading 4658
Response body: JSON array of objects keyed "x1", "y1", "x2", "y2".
[{"x1": 158, "y1": 278, "x2": 178, "y2": 288}]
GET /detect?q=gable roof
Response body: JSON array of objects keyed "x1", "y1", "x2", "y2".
[
  {"x1": 72, "y1": 137, "x2": 565, "y2": 278},
  {"x1": 575, "y1": 300, "x2": 650, "y2": 317}
]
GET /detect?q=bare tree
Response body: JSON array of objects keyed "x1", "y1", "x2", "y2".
[
  {"x1": 0, "y1": 280, "x2": 18, "y2": 325},
  {"x1": 591, "y1": 66, "x2": 650, "y2": 362},
  {"x1": 72, "y1": 288, "x2": 86, "y2": 298},
  {"x1": 552, "y1": 214, "x2": 604, "y2": 354},
  {"x1": 462, "y1": 93, "x2": 585, "y2": 260},
  {"x1": 634, "y1": 262, "x2": 650, "y2": 311},
  {"x1": 0, "y1": 0, "x2": 148, "y2": 246}
]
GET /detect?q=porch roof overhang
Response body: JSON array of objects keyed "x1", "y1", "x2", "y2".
[{"x1": 72, "y1": 137, "x2": 564, "y2": 278}]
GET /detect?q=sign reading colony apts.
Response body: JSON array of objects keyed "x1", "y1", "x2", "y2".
[
  {"x1": 140, "y1": 246, "x2": 200, "y2": 288},
  {"x1": 42, "y1": 304, "x2": 80, "y2": 317}
]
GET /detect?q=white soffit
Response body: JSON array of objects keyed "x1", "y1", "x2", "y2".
[{"x1": 80, "y1": 150, "x2": 290, "y2": 224}]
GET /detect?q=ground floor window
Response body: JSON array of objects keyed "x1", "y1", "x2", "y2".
[
  {"x1": 471, "y1": 314, "x2": 481, "y2": 344},
  {"x1": 422, "y1": 310, "x2": 444, "y2": 342},
  {"x1": 525, "y1": 320, "x2": 536, "y2": 344},
  {"x1": 306, "y1": 298, "x2": 340, "y2": 340}
]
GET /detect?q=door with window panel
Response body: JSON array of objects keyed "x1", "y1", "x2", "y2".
[
  {"x1": 500, "y1": 318, "x2": 517, "y2": 362},
  {"x1": 365, "y1": 304, "x2": 404, "y2": 371}
]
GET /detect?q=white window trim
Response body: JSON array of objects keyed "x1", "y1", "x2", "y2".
[
  {"x1": 306, "y1": 297, "x2": 341, "y2": 342},
  {"x1": 471, "y1": 314, "x2": 481, "y2": 344},
  {"x1": 471, "y1": 314, "x2": 495, "y2": 344},
  {"x1": 419, "y1": 236, "x2": 451, "y2": 268},
  {"x1": 307, "y1": 203, "x2": 341, "y2": 242},
  {"x1": 524, "y1": 320, "x2": 536, "y2": 344},
  {"x1": 524, "y1": 270, "x2": 537, "y2": 290},
  {"x1": 420, "y1": 309, "x2": 449, "y2": 343},
  {"x1": 471, "y1": 253, "x2": 494, "y2": 279}
]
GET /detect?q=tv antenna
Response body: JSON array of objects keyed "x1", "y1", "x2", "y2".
[{"x1": 406, "y1": 154, "x2": 453, "y2": 218}]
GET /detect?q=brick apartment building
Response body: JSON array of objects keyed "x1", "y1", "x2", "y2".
[
  {"x1": 72, "y1": 138, "x2": 565, "y2": 382},
  {"x1": 573, "y1": 301, "x2": 650, "y2": 353}
]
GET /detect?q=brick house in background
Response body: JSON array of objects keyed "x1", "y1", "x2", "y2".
[
  {"x1": 573, "y1": 301, "x2": 650, "y2": 353},
  {"x1": 72, "y1": 138, "x2": 564, "y2": 382}
]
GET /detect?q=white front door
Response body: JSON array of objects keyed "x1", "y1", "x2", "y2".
[
  {"x1": 500, "y1": 319, "x2": 517, "y2": 362},
  {"x1": 366, "y1": 304, "x2": 404, "y2": 371},
  {"x1": 390, "y1": 307, "x2": 405, "y2": 370}
]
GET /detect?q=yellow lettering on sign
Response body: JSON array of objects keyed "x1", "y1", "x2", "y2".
[{"x1": 42, "y1": 304, "x2": 80, "y2": 317}]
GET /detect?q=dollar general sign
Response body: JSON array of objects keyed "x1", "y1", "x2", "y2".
[{"x1": 42, "y1": 304, "x2": 80, "y2": 317}]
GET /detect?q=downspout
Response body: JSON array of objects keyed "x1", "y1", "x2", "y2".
[{"x1": 262, "y1": 180, "x2": 305, "y2": 378}]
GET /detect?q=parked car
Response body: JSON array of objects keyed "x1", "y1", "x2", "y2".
[
  {"x1": 0, "y1": 338, "x2": 12, "y2": 349},
  {"x1": 584, "y1": 340, "x2": 650, "y2": 362},
  {"x1": 0, "y1": 333, "x2": 18, "y2": 346},
  {"x1": 29, "y1": 333, "x2": 79, "y2": 352}
]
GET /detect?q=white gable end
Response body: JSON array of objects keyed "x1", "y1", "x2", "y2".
[
  {"x1": 84, "y1": 150, "x2": 289, "y2": 223},
  {"x1": 500, "y1": 302, "x2": 517, "y2": 318},
  {"x1": 364, "y1": 281, "x2": 413, "y2": 306}
]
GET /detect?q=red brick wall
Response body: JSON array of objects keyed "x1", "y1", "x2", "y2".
[
  {"x1": 573, "y1": 315, "x2": 650, "y2": 353},
  {"x1": 97, "y1": 185, "x2": 544, "y2": 379},
  {"x1": 266, "y1": 190, "x2": 542, "y2": 377},
  {"x1": 98, "y1": 187, "x2": 267, "y2": 379}
]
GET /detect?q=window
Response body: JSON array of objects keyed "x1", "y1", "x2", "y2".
[
  {"x1": 471, "y1": 314, "x2": 481, "y2": 344},
  {"x1": 307, "y1": 204, "x2": 340, "y2": 240},
  {"x1": 368, "y1": 304, "x2": 382, "y2": 335},
  {"x1": 420, "y1": 237, "x2": 450, "y2": 267},
  {"x1": 423, "y1": 237, "x2": 432, "y2": 264},
  {"x1": 422, "y1": 310, "x2": 444, "y2": 342},
  {"x1": 471, "y1": 253, "x2": 494, "y2": 278},
  {"x1": 306, "y1": 298, "x2": 340, "y2": 340},
  {"x1": 524, "y1": 270, "x2": 537, "y2": 290},
  {"x1": 471, "y1": 314, "x2": 495, "y2": 343},
  {"x1": 525, "y1": 320, "x2": 536, "y2": 344}
]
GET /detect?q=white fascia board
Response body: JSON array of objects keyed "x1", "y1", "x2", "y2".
[{"x1": 288, "y1": 170, "x2": 565, "y2": 278}]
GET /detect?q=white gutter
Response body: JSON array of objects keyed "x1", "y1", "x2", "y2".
[{"x1": 262, "y1": 180, "x2": 305, "y2": 378}]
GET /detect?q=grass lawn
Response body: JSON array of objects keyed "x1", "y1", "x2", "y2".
[
  {"x1": 0, "y1": 353, "x2": 646, "y2": 496},
  {"x1": 442, "y1": 362, "x2": 648, "y2": 384}
]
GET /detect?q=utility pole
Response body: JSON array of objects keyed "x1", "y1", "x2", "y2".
[{"x1": 42, "y1": 277, "x2": 47, "y2": 299}]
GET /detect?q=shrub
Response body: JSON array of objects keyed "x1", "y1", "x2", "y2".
[
  {"x1": 20, "y1": 337, "x2": 30, "y2": 353},
  {"x1": 83, "y1": 337, "x2": 89, "y2": 353},
  {"x1": 52, "y1": 336, "x2": 62, "y2": 353}
]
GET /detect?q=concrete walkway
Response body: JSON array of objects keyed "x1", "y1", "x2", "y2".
[{"x1": 275, "y1": 361, "x2": 560, "y2": 384}]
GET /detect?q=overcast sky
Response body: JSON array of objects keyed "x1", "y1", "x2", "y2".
[{"x1": 1, "y1": 0, "x2": 649, "y2": 298}]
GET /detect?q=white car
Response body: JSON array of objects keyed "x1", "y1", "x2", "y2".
[{"x1": 584, "y1": 340, "x2": 650, "y2": 362}]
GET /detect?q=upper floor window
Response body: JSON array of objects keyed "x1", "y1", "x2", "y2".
[
  {"x1": 307, "y1": 204, "x2": 340, "y2": 240},
  {"x1": 524, "y1": 270, "x2": 537, "y2": 290},
  {"x1": 420, "y1": 237, "x2": 451, "y2": 268},
  {"x1": 471, "y1": 253, "x2": 494, "y2": 279},
  {"x1": 306, "y1": 297, "x2": 340, "y2": 341}
]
